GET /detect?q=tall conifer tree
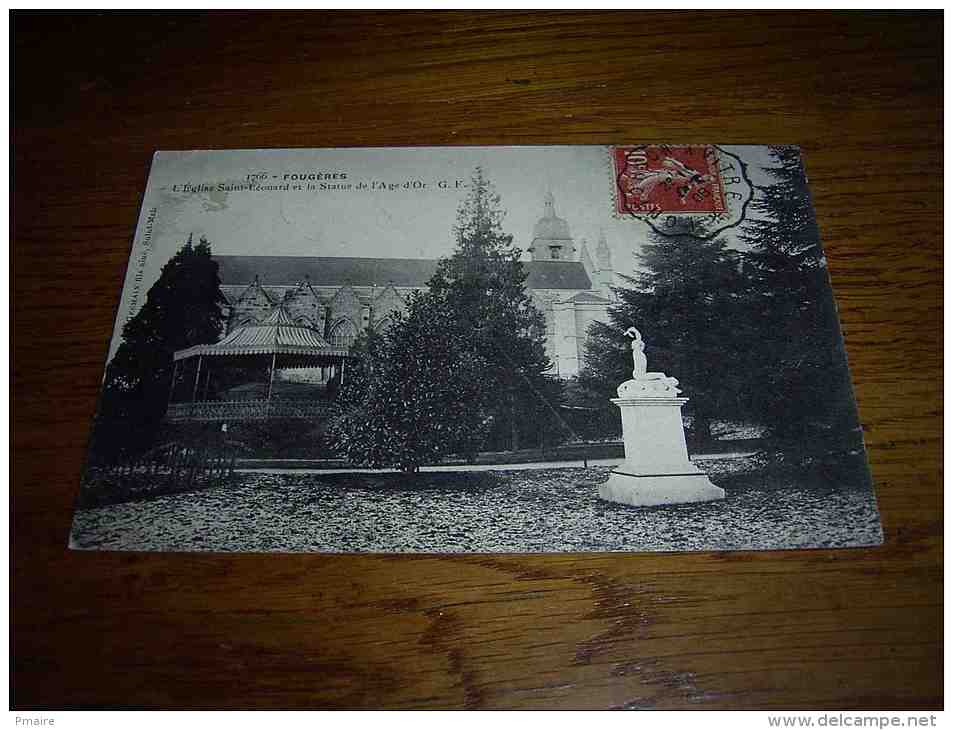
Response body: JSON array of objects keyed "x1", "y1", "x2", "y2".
[
  {"x1": 331, "y1": 167, "x2": 563, "y2": 466},
  {"x1": 574, "y1": 228, "x2": 750, "y2": 440},
  {"x1": 90, "y1": 235, "x2": 226, "y2": 460},
  {"x1": 740, "y1": 146, "x2": 861, "y2": 457},
  {"x1": 428, "y1": 167, "x2": 554, "y2": 450}
]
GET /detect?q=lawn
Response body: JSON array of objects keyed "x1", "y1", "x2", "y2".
[{"x1": 70, "y1": 457, "x2": 883, "y2": 553}]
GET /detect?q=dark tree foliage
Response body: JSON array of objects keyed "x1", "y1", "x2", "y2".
[
  {"x1": 739, "y1": 145, "x2": 862, "y2": 459},
  {"x1": 428, "y1": 167, "x2": 556, "y2": 451},
  {"x1": 573, "y1": 228, "x2": 752, "y2": 440},
  {"x1": 562, "y1": 339, "x2": 626, "y2": 440},
  {"x1": 328, "y1": 291, "x2": 494, "y2": 472},
  {"x1": 574, "y1": 147, "x2": 861, "y2": 463},
  {"x1": 89, "y1": 235, "x2": 226, "y2": 462},
  {"x1": 330, "y1": 167, "x2": 562, "y2": 466}
]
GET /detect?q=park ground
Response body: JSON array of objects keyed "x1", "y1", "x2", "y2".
[{"x1": 70, "y1": 455, "x2": 883, "y2": 553}]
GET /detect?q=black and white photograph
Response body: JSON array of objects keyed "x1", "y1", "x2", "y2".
[{"x1": 69, "y1": 144, "x2": 884, "y2": 553}]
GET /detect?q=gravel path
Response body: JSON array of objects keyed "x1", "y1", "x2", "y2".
[{"x1": 70, "y1": 460, "x2": 883, "y2": 553}]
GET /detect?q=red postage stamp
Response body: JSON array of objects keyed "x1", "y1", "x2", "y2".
[{"x1": 612, "y1": 144, "x2": 727, "y2": 215}]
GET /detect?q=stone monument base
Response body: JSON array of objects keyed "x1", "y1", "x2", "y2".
[{"x1": 599, "y1": 466, "x2": 726, "y2": 507}]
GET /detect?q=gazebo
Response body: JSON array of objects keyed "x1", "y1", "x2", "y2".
[{"x1": 166, "y1": 306, "x2": 351, "y2": 422}]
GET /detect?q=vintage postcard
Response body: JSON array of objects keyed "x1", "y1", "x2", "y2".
[{"x1": 70, "y1": 145, "x2": 883, "y2": 553}]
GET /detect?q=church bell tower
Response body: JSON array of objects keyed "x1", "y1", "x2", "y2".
[{"x1": 529, "y1": 192, "x2": 576, "y2": 262}]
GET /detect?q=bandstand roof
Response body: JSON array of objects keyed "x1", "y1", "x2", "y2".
[{"x1": 173, "y1": 307, "x2": 349, "y2": 361}]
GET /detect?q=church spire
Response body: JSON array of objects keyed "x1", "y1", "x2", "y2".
[
  {"x1": 597, "y1": 228, "x2": 612, "y2": 270},
  {"x1": 543, "y1": 191, "x2": 556, "y2": 218},
  {"x1": 595, "y1": 229, "x2": 615, "y2": 301},
  {"x1": 579, "y1": 238, "x2": 595, "y2": 276}
]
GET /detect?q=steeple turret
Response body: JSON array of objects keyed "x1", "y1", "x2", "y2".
[
  {"x1": 579, "y1": 238, "x2": 595, "y2": 278},
  {"x1": 595, "y1": 229, "x2": 615, "y2": 301},
  {"x1": 529, "y1": 192, "x2": 576, "y2": 262},
  {"x1": 597, "y1": 229, "x2": 612, "y2": 270}
]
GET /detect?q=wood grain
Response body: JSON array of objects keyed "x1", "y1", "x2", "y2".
[{"x1": 12, "y1": 11, "x2": 941, "y2": 709}]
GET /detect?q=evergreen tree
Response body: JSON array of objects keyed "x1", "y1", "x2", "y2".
[
  {"x1": 564, "y1": 320, "x2": 628, "y2": 438},
  {"x1": 740, "y1": 146, "x2": 861, "y2": 458},
  {"x1": 328, "y1": 291, "x2": 493, "y2": 472},
  {"x1": 90, "y1": 235, "x2": 226, "y2": 461},
  {"x1": 428, "y1": 167, "x2": 554, "y2": 450},
  {"x1": 574, "y1": 228, "x2": 751, "y2": 440},
  {"x1": 331, "y1": 167, "x2": 565, "y2": 468}
]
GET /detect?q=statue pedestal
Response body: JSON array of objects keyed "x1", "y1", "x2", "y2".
[{"x1": 599, "y1": 379, "x2": 725, "y2": 507}]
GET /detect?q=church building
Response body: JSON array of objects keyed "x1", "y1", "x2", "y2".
[{"x1": 214, "y1": 193, "x2": 615, "y2": 379}]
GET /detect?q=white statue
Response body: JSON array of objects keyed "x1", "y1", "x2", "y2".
[
  {"x1": 622, "y1": 327, "x2": 680, "y2": 394},
  {"x1": 597, "y1": 326, "x2": 724, "y2": 507},
  {"x1": 624, "y1": 326, "x2": 649, "y2": 378}
]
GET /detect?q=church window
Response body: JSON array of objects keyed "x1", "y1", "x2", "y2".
[
  {"x1": 329, "y1": 319, "x2": 358, "y2": 347},
  {"x1": 549, "y1": 246, "x2": 561, "y2": 260},
  {"x1": 374, "y1": 314, "x2": 396, "y2": 332}
]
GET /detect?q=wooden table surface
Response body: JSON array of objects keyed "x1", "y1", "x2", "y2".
[{"x1": 12, "y1": 11, "x2": 942, "y2": 710}]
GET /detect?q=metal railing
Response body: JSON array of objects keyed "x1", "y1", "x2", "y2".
[
  {"x1": 80, "y1": 440, "x2": 243, "y2": 508},
  {"x1": 165, "y1": 400, "x2": 334, "y2": 422}
]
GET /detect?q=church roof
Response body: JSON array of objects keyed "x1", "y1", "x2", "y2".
[
  {"x1": 215, "y1": 255, "x2": 593, "y2": 290},
  {"x1": 565, "y1": 290, "x2": 609, "y2": 304},
  {"x1": 524, "y1": 261, "x2": 592, "y2": 290},
  {"x1": 232, "y1": 276, "x2": 276, "y2": 305},
  {"x1": 215, "y1": 256, "x2": 439, "y2": 288},
  {"x1": 173, "y1": 306, "x2": 348, "y2": 360}
]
